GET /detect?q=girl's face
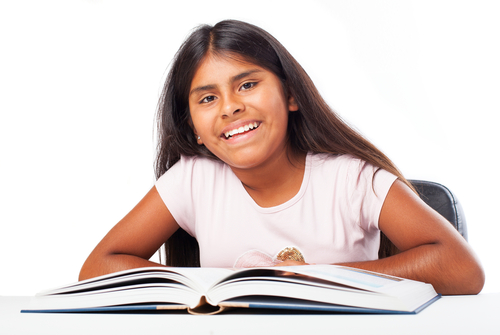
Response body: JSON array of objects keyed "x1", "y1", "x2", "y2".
[{"x1": 188, "y1": 54, "x2": 298, "y2": 171}]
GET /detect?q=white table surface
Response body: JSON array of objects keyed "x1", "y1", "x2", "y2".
[{"x1": 1, "y1": 293, "x2": 499, "y2": 335}]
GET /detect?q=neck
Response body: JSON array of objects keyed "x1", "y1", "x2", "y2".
[{"x1": 231, "y1": 148, "x2": 307, "y2": 208}]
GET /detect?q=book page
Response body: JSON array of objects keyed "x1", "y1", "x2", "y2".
[
  {"x1": 206, "y1": 265, "x2": 436, "y2": 312},
  {"x1": 37, "y1": 267, "x2": 234, "y2": 296},
  {"x1": 213, "y1": 265, "x2": 404, "y2": 293},
  {"x1": 293, "y1": 265, "x2": 402, "y2": 291},
  {"x1": 167, "y1": 267, "x2": 235, "y2": 293}
]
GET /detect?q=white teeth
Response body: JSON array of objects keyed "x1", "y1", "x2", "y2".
[{"x1": 224, "y1": 122, "x2": 259, "y2": 139}]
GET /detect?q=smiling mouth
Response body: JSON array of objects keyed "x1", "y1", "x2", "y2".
[{"x1": 223, "y1": 122, "x2": 260, "y2": 139}]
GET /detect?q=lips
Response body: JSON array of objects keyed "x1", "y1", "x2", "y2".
[{"x1": 222, "y1": 121, "x2": 260, "y2": 139}]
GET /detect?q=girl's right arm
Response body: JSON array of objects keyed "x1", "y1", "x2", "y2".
[{"x1": 78, "y1": 186, "x2": 179, "y2": 281}]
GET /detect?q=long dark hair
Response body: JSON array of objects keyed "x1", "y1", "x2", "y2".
[{"x1": 155, "y1": 20, "x2": 405, "y2": 266}]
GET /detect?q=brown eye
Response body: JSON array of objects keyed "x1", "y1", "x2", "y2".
[
  {"x1": 240, "y1": 82, "x2": 256, "y2": 90},
  {"x1": 200, "y1": 95, "x2": 216, "y2": 104}
]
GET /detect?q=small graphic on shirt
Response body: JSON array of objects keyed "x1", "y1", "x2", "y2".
[{"x1": 233, "y1": 247, "x2": 305, "y2": 268}]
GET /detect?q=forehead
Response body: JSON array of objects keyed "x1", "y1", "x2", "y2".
[{"x1": 190, "y1": 53, "x2": 266, "y2": 88}]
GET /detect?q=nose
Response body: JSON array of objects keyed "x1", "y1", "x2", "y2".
[{"x1": 221, "y1": 93, "x2": 244, "y2": 118}]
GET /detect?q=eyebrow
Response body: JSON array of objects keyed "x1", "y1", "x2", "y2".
[{"x1": 189, "y1": 69, "x2": 264, "y2": 97}]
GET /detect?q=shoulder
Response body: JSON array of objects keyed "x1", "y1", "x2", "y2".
[
  {"x1": 160, "y1": 155, "x2": 226, "y2": 178},
  {"x1": 175, "y1": 154, "x2": 223, "y2": 169},
  {"x1": 154, "y1": 155, "x2": 230, "y2": 236},
  {"x1": 309, "y1": 152, "x2": 370, "y2": 176},
  {"x1": 310, "y1": 152, "x2": 364, "y2": 164},
  {"x1": 156, "y1": 155, "x2": 228, "y2": 195},
  {"x1": 309, "y1": 152, "x2": 397, "y2": 194}
]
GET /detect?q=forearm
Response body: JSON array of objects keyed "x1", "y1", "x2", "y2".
[
  {"x1": 79, "y1": 253, "x2": 165, "y2": 281},
  {"x1": 356, "y1": 180, "x2": 486, "y2": 295},
  {"x1": 339, "y1": 242, "x2": 484, "y2": 295}
]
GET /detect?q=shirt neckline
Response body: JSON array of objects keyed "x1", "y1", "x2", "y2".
[{"x1": 233, "y1": 152, "x2": 312, "y2": 214}]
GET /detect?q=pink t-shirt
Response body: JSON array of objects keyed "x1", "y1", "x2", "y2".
[{"x1": 155, "y1": 153, "x2": 397, "y2": 267}]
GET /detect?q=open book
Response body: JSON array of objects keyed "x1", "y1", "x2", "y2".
[{"x1": 21, "y1": 265, "x2": 439, "y2": 315}]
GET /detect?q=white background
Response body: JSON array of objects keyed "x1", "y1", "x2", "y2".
[{"x1": 1, "y1": 0, "x2": 498, "y2": 295}]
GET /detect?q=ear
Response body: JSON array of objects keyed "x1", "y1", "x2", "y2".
[
  {"x1": 288, "y1": 95, "x2": 299, "y2": 112},
  {"x1": 188, "y1": 118, "x2": 204, "y2": 145},
  {"x1": 196, "y1": 134, "x2": 203, "y2": 145}
]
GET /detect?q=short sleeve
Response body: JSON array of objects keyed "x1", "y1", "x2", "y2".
[
  {"x1": 347, "y1": 160, "x2": 398, "y2": 232},
  {"x1": 155, "y1": 156, "x2": 197, "y2": 237}
]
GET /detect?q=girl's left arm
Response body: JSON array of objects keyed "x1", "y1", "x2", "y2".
[{"x1": 341, "y1": 179, "x2": 485, "y2": 295}]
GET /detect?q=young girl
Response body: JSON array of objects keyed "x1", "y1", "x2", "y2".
[{"x1": 79, "y1": 20, "x2": 484, "y2": 295}]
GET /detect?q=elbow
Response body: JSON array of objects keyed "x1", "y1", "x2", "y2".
[
  {"x1": 78, "y1": 260, "x2": 93, "y2": 281},
  {"x1": 78, "y1": 270, "x2": 87, "y2": 282},
  {"x1": 441, "y1": 238, "x2": 486, "y2": 295},
  {"x1": 464, "y1": 261, "x2": 485, "y2": 295},
  {"x1": 442, "y1": 258, "x2": 486, "y2": 295},
  {"x1": 78, "y1": 254, "x2": 102, "y2": 282},
  {"x1": 458, "y1": 251, "x2": 486, "y2": 295}
]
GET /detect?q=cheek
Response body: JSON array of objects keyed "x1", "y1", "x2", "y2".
[
  {"x1": 190, "y1": 111, "x2": 217, "y2": 138},
  {"x1": 264, "y1": 84, "x2": 289, "y2": 109},
  {"x1": 258, "y1": 91, "x2": 290, "y2": 124}
]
